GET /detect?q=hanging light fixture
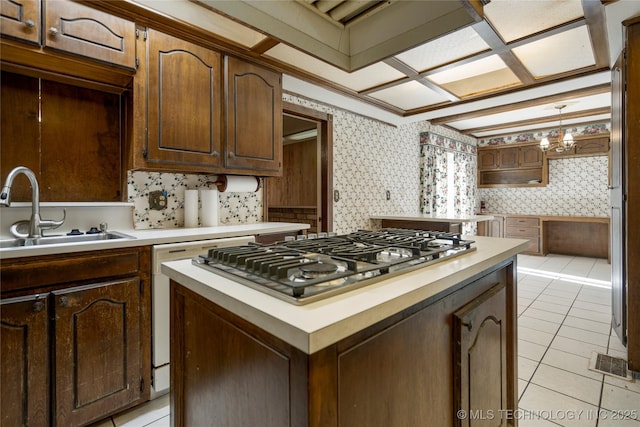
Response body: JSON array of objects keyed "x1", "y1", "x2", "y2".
[{"x1": 539, "y1": 104, "x2": 575, "y2": 152}]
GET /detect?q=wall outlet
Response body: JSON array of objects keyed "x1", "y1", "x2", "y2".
[{"x1": 149, "y1": 190, "x2": 168, "y2": 210}]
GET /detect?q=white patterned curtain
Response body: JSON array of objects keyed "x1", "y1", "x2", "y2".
[
  {"x1": 419, "y1": 141, "x2": 448, "y2": 214},
  {"x1": 419, "y1": 133, "x2": 478, "y2": 233}
]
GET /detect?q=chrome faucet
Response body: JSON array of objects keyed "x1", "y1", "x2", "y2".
[{"x1": 0, "y1": 166, "x2": 65, "y2": 239}]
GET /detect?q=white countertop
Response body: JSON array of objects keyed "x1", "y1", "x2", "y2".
[
  {"x1": 371, "y1": 213, "x2": 494, "y2": 223},
  {"x1": 0, "y1": 222, "x2": 310, "y2": 259},
  {"x1": 161, "y1": 235, "x2": 528, "y2": 354}
]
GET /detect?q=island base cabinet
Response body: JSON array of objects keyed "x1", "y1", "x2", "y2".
[{"x1": 170, "y1": 259, "x2": 517, "y2": 427}]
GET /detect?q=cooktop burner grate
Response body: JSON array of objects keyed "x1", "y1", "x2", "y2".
[{"x1": 193, "y1": 228, "x2": 475, "y2": 304}]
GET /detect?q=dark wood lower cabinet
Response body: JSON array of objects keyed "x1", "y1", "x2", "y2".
[
  {"x1": 171, "y1": 260, "x2": 517, "y2": 427},
  {"x1": 0, "y1": 246, "x2": 151, "y2": 427},
  {"x1": 454, "y1": 283, "x2": 508, "y2": 427},
  {"x1": 1, "y1": 294, "x2": 50, "y2": 427},
  {"x1": 53, "y1": 279, "x2": 142, "y2": 426}
]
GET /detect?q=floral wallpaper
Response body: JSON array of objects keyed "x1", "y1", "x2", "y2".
[
  {"x1": 478, "y1": 122, "x2": 610, "y2": 146},
  {"x1": 282, "y1": 93, "x2": 423, "y2": 234},
  {"x1": 127, "y1": 171, "x2": 262, "y2": 229},
  {"x1": 478, "y1": 156, "x2": 609, "y2": 216}
]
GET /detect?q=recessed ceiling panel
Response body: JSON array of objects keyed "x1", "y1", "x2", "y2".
[
  {"x1": 513, "y1": 26, "x2": 596, "y2": 78},
  {"x1": 485, "y1": 0, "x2": 584, "y2": 43},
  {"x1": 265, "y1": 44, "x2": 404, "y2": 91},
  {"x1": 450, "y1": 92, "x2": 611, "y2": 130},
  {"x1": 368, "y1": 81, "x2": 449, "y2": 110},
  {"x1": 394, "y1": 26, "x2": 490, "y2": 72},
  {"x1": 427, "y1": 55, "x2": 521, "y2": 97}
]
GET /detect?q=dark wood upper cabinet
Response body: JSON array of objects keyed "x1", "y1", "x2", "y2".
[
  {"x1": 477, "y1": 142, "x2": 548, "y2": 188},
  {"x1": 0, "y1": 0, "x2": 40, "y2": 44},
  {"x1": 225, "y1": 56, "x2": 282, "y2": 175},
  {"x1": 138, "y1": 28, "x2": 223, "y2": 172},
  {"x1": 43, "y1": 0, "x2": 136, "y2": 69},
  {"x1": 520, "y1": 144, "x2": 544, "y2": 167},
  {"x1": 498, "y1": 146, "x2": 519, "y2": 169}
]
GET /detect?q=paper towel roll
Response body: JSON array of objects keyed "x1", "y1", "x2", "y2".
[
  {"x1": 200, "y1": 189, "x2": 219, "y2": 227},
  {"x1": 184, "y1": 189, "x2": 199, "y2": 228},
  {"x1": 216, "y1": 175, "x2": 259, "y2": 193}
]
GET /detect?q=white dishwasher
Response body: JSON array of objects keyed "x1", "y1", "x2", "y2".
[{"x1": 151, "y1": 235, "x2": 255, "y2": 397}]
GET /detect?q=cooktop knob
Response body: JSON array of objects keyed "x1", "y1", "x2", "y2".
[
  {"x1": 86, "y1": 227, "x2": 100, "y2": 234},
  {"x1": 67, "y1": 229, "x2": 83, "y2": 236}
]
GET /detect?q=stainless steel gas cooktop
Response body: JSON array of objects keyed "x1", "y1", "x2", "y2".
[{"x1": 193, "y1": 228, "x2": 475, "y2": 305}]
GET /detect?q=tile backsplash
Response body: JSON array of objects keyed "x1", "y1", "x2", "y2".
[{"x1": 127, "y1": 171, "x2": 262, "y2": 229}]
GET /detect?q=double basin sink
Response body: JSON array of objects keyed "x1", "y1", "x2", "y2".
[{"x1": 0, "y1": 231, "x2": 135, "y2": 248}]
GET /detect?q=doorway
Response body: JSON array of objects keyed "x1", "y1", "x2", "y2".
[{"x1": 264, "y1": 102, "x2": 333, "y2": 233}]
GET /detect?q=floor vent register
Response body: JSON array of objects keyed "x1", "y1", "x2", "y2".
[{"x1": 589, "y1": 352, "x2": 633, "y2": 381}]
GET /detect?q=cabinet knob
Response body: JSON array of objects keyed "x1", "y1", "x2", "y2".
[
  {"x1": 24, "y1": 19, "x2": 36, "y2": 28},
  {"x1": 49, "y1": 27, "x2": 59, "y2": 36},
  {"x1": 462, "y1": 321, "x2": 473, "y2": 331},
  {"x1": 58, "y1": 296, "x2": 68, "y2": 307},
  {"x1": 228, "y1": 151, "x2": 235, "y2": 158},
  {"x1": 32, "y1": 301, "x2": 44, "y2": 312},
  {"x1": 212, "y1": 150, "x2": 219, "y2": 157}
]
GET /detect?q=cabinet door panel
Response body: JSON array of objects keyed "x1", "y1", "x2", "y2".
[
  {"x1": 146, "y1": 29, "x2": 222, "y2": 170},
  {"x1": 0, "y1": 0, "x2": 39, "y2": 43},
  {"x1": 44, "y1": 0, "x2": 135, "y2": 69},
  {"x1": 478, "y1": 150, "x2": 499, "y2": 170},
  {"x1": 54, "y1": 278, "x2": 141, "y2": 427},
  {"x1": 520, "y1": 145, "x2": 543, "y2": 167},
  {"x1": 454, "y1": 283, "x2": 507, "y2": 427},
  {"x1": 0, "y1": 294, "x2": 49, "y2": 427},
  {"x1": 498, "y1": 147, "x2": 519, "y2": 169},
  {"x1": 225, "y1": 56, "x2": 282, "y2": 174}
]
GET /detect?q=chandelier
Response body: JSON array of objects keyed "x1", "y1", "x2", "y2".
[{"x1": 539, "y1": 104, "x2": 575, "y2": 152}]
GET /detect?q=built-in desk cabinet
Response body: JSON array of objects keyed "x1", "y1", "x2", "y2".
[
  {"x1": 504, "y1": 216, "x2": 541, "y2": 255},
  {"x1": 476, "y1": 215, "x2": 504, "y2": 238},
  {"x1": 0, "y1": 247, "x2": 151, "y2": 426}
]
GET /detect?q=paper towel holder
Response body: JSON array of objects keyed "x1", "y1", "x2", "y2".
[{"x1": 206, "y1": 175, "x2": 261, "y2": 193}]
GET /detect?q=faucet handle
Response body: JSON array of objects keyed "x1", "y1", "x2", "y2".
[{"x1": 39, "y1": 208, "x2": 66, "y2": 231}]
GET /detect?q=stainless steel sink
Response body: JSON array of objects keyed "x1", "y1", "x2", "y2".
[{"x1": 0, "y1": 231, "x2": 136, "y2": 248}]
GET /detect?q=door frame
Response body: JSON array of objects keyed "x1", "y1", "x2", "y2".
[{"x1": 264, "y1": 102, "x2": 333, "y2": 232}]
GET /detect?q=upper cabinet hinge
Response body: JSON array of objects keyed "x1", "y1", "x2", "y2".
[
  {"x1": 135, "y1": 57, "x2": 140, "y2": 69},
  {"x1": 139, "y1": 280, "x2": 143, "y2": 295},
  {"x1": 142, "y1": 146, "x2": 148, "y2": 159},
  {"x1": 140, "y1": 377, "x2": 144, "y2": 392},
  {"x1": 143, "y1": 31, "x2": 148, "y2": 42}
]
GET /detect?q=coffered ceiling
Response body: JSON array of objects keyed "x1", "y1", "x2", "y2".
[{"x1": 133, "y1": 0, "x2": 637, "y2": 139}]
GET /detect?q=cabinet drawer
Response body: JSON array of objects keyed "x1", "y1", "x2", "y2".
[
  {"x1": 505, "y1": 217, "x2": 539, "y2": 227},
  {"x1": 505, "y1": 226, "x2": 539, "y2": 237},
  {"x1": 520, "y1": 237, "x2": 541, "y2": 254}
]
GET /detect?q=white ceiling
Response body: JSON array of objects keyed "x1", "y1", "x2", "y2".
[{"x1": 135, "y1": 0, "x2": 640, "y2": 140}]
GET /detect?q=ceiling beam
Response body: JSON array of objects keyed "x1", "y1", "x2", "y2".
[
  {"x1": 429, "y1": 82, "x2": 610, "y2": 125},
  {"x1": 461, "y1": 106, "x2": 611, "y2": 135},
  {"x1": 250, "y1": 37, "x2": 280, "y2": 54},
  {"x1": 582, "y1": 0, "x2": 610, "y2": 69}
]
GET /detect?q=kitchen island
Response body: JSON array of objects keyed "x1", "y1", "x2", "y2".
[
  {"x1": 371, "y1": 213, "x2": 494, "y2": 232},
  {"x1": 162, "y1": 236, "x2": 527, "y2": 427}
]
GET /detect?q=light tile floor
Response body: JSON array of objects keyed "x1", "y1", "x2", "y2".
[{"x1": 92, "y1": 254, "x2": 639, "y2": 427}]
